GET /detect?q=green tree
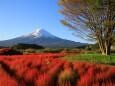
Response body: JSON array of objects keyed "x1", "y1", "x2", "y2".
[
  {"x1": 90, "y1": 43, "x2": 100, "y2": 51},
  {"x1": 58, "y1": 0, "x2": 115, "y2": 55},
  {"x1": 86, "y1": 46, "x2": 92, "y2": 51}
]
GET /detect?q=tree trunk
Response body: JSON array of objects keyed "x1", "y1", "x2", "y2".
[
  {"x1": 99, "y1": 43, "x2": 111, "y2": 55},
  {"x1": 98, "y1": 44, "x2": 106, "y2": 55},
  {"x1": 98, "y1": 36, "x2": 111, "y2": 55},
  {"x1": 98, "y1": 40, "x2": 106, "y2": 55},
  {"x1": 105, "y1": 44, "x2": 111, "y2": 55}
]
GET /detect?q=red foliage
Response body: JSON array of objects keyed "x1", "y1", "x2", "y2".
[
  {"x1": 0, "y1": 53, "x2": 114, "y2": 86},
  {"x1": 58, "y1": 82, "x2": 71, "y2": 86},
  {"x1": 23, "y1": 68, "x2": 38, "y2": 82},
  {"x1": 0, "y1": 48, "x2": 22, "y2": 55},
  {"x1": 63, "y1": 61, "x2": 72, "y2": 70},
  {"x1": 0, "y1": 66, "x2": 21, "y2": 86},
  {"x1": 77, "y1": 74, "x2": 94, "y2": 86},
  {"x1": 35, "y1": 73, "x2": 52, "y2": 86}
]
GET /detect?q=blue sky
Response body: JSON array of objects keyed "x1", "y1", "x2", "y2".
[{"x1": 0, "y1": 0, "x2": 93, "y2": 43}]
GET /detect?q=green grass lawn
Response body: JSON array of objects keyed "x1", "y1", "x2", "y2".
[{"x1": 61, "y1": 53, "x2": 115, "y2": 66}]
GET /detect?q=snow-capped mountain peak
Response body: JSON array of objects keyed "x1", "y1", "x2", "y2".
[{"x1": 22, "y1": 29, "x2": 56, "y2": 38}]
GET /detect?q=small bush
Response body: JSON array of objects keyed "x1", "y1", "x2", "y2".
[
  {"x1": 111, "y1": 50, "x2": 115, "y2": 53},
  {"x1": 36, "y1": 73, "x2": 52, "y2": 86},
  {"x1": 58, "y1": 69, "x2": 75, "y2": 86},
  {"x1": 0, "y1": 48, "x2": 22, "y2": 55}
]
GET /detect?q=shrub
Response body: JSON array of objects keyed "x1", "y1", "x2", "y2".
[
  {"x1": 23, "y1": 68, "x2": 38, "y2": 82},
  {"x1": 82, "y1": 51, "x2": 99, "y2": 54},
  {"x1": 111, "y1": 50, "x2": 115, "y2": 53},
  {"x1": 36, "y1": 73, "x2": 52, "y2": 86},
  {"x1": 58, "y1": 69, "x2": 75, "y2": 86},
  {"x1": 77, "y1": 74, "x2": 94, "y2": 86},
  {"x1": 0, "y1": 66, "x2": 20, "y2": 86},
  {"x1": 0, "y1": 48, "x2": 22, "y2": 55}
]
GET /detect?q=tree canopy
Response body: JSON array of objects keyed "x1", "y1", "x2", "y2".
[{"x1": 58, "y1": 0, "x2": 115, "y2": 55}]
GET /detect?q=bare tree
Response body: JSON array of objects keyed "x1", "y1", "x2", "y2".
[{"x1": 58, "y1": 0, "x2": 115, "y2": 55}]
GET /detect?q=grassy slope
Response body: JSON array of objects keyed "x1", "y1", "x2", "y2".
[{"x1": 61, "y1": 53, "x2": 115, "y2": 66}]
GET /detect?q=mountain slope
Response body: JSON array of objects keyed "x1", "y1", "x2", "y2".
[{"x1": 0, "y1": 29, "x2": 88, "y2": 48}]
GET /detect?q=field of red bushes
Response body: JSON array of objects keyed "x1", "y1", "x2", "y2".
[{"x1": 0, "y1": 53, "x2": 115, "y2": 86}]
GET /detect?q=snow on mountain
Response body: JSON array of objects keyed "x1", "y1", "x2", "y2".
[{"x1": 22, "y1": 29, "x2": 56, "y2": 38}]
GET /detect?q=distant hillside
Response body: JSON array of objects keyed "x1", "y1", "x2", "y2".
[{"x1": 11, "y1": 43, "x2": 44, "y2": 49}]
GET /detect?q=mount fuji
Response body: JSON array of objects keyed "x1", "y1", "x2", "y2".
[{"x1": 0, "y1": 29, "x2": 88, "y2": 48}]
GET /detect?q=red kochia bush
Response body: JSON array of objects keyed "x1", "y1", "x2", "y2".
[
  {"x1": 0, "y1": 48, "x2": 22, "y2": 55},
  {"x1": 36, "y1": 73, "x2": 52, "y2": 86},
  {"x1": 23, "y1": 68, "x2": 38, "y2": 82},
  {"x1": 0, "y1": 66, "x2": 19, "y2": 86}
]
